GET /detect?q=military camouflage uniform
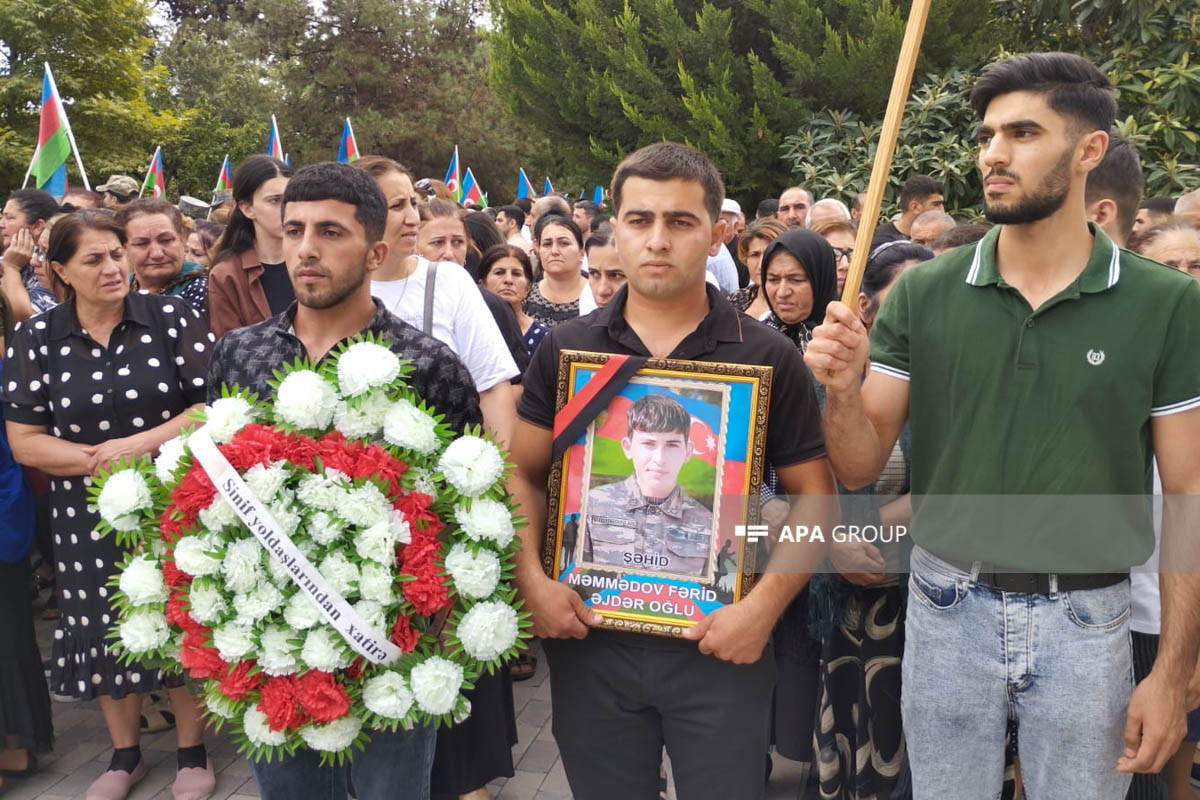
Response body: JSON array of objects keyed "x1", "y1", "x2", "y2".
[{"x1": 583, "y1": 475, "x2": 713, "y2": 578}]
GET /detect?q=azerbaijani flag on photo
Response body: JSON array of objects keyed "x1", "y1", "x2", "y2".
[
  {"x1": 30, "y1": 65, "x2": 72, "y2": 197},
  {"x1": 141, "y1": 146, "x2": 165, "y2": 198},
  {"x1": 337, "y1": 118, "x2": 359, "y2": 163}
]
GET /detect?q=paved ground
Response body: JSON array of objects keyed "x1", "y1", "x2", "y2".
[{"x1": 11, "y1": 606, "x2": 815, "y2": 800}]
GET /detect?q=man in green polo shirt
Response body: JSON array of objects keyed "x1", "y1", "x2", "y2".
[{"x1": 804, "y1": 52, "x2": 1200, "y2": 799}]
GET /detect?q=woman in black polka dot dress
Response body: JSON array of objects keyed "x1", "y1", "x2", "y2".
[{"x1": 2, "y1": 211, "x2": 215, "y2": 799}]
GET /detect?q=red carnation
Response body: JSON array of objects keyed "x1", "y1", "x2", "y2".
[
  {"x1": 404, "y1": 561, "x2": 451, "y2": 615},
  {"x1": 161, "y1": 559, "x2": 187, "y2": 588},
  {"x1": 219, "y1": 659, "x2": 265, "y2": 701},
  {"x1": 390, "y1": 614, "x2": 420, "y2": 653},
  {"x1": 345, "y1": 657, "x2": 365, "y2": 680},
  {"x1": 394, "y1": 492, "x2": 443, "y2": 536},
  {"x1": 170, "y1": 465, "x2": 216, "y2": 517},
  {"x1": 294, "y1": 670, "x2": 351, "y2": 723},
  {"x1": 258, "y1": 676, "x2": 309, "y2": 731},
  {"x1": 166, "y1": 588, "x2": 203, "y2": 634},
  {"x1": 160, "y1": 507, "x2": 191, "y2": 544},
  {"x1": 179, "y1": 630, "x2": 227, "y2": 680}
]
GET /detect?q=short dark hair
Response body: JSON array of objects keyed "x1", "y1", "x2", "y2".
[
  {"x1": 116, "y1": 198, "x2": 186, "y2": 237},
  {"x1": 1141, "y1": 196, "x2": 1175, "y2": 214},
  {"x1": 513, "y1": 197, "x2": 532, "y2": 215},
  {"x1": 1084, "y1": 134, "x2": 1143, "y2": 240},
  {"x1": 611, "y1": 142, "x2": 723, "y2": 222},
  {"x1": 590, "y1": 214, "x2": 610, "y2": 233},
  {"x1": 282, "y1": 162, "x2": 387, "y2": 243},
  {"x1": 756, "y1": 198, "x2": 779, "y2": 218},
  {"x1": 862, "y1": 241, "x2": 933, "y2": 310},
  {"x1": 930, "y1": 222, "x2": 992, "y2": 252},
  {"x1": 536, "y1": 195, "x2": 571, "y2": 218},
  {"x1": 899, "y1": 175, "x2": 944, "y2": 212},
  {"x1": 534, "y1": 214, "x2": 583, "y2": 248},
  {"x1": 970, "y1": 52, "x2": 1116, "y2": 133},
  {"x1": 625, "y1": 393, "x2": 691, "y2": 439},
  {"x1": 46, "y1": 209, "x2": 126, "y2": 299},
  {"x1": 574, "y1": 200, "x2": 598, "y2": 216},
  {"x1": 498, "y1": 205, "x2": 526, "y2": 228},
  {"x1": 479, "y1": 243, "x2": 534, "y2": 285},
  {"x1": 584, "y1": 229, "x2": 613, "y2": 253},
  {"x1": 7, "y1": 188, "x2": 59, "y2": 225}
]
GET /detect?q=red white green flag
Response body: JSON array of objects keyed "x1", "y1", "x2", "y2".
[{"x1": 141, "y1": 146, "x2": 165, "y2": 198}]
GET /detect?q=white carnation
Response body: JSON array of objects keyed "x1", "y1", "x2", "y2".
[
  {"x1": 438, "y1": 436, "x2": 505, "y2": 497},
  {"x1": 444, "y1": 543, "x2": 501, "y2": 600},
  {"x1": 233, "y1": 582, "x2": 285, "y2": 623},
  {"x1": 205, "y1": 694, "x2": 237, "y2": 720},
  {"x1": 299, "y1": 715, "x2": 362, "y2": 752},
  {"x1": 267, "y1": 500, "x2": 302, "y2": 537},
  {"x1": 243, "y1": 707, "x2": 287, "y2": 747},
  {"x1": 282, "y1": 592, "x2": 324, "y2": 630},
  {"x1": 198, "y1": 494, "x2": 241, "y2": 532},
  {"x1": 274, "y1": 370, "x2": 339, "y2": 430},
  {"x1": 409, "y1": 656, "x2": 464, "y2": 716},
  {"x1": 188, "y1": 579, "x2": 228, "y2": 624},
  {"x1": 407, "y1": 467, "x2": 437, "y2": 496},
  {"x1": 296, "y1": 471, "x2": 348, "y2": 512},
  {"x1": 382, "y1": 398, "x2": 440, "y2": 454},
  {"x1": 118, "y1": 610, "x2": 170, "y2": 653},
  {"x1": 244, "y1": 461, "x2": 289, "y2": 504},
  {"x1": 259, "y1": 625, "x2": 299, "y2": 676},
  {"x1": 318, "y1": 551, "x2": 360, "y2": 597},
  {"x1": 211, "y1": 622, "x2": 256, "y2": 661},
  {"x1": 351, "y1": 600, "x2": 387, "y2": 634},
  {"x1": 358, "y1": 562, "x2": 396, "y2": 605},
  {"x1": 340, "y1": 483, "x2": 391, "y2": 529},
  {"x1": 333, "y1": 391, "x2": 393, "y2": 440},
  {"x1": 456, "y1": 600, "x2": 519, "y2": 662},
  {"x1": 453, "y1": 498, "x2": 516, "y2": 549},
  {"x1": 362, "y1": 672, "x2": 414, "y2": 720},
  {"x1": 174, "y1": 534, "x2": 222, "y2": 577},
  {"x1": 118, "y1": 554, "x2": 168, "y2": 607},
  {"x1": 300, "y1": 626, "x2": 349, "y2": 672},
  {"x1": 337, "y1": 340, "x2": 402, "y2": 397},
  {"x1": 155, "y1": 435, "x2": 189, "y2": 485},
  {"x1": 307, "y1": 511, "x2": 346, "y2": 546},
  {"x1": 355, "y1": 518, "x2": 399, "y2": 566},
  {"x1": 97, "y1": 469, "x2": 153, "y2": 532},
  {"x1": 265, "y1": 550, "x2": 294, "y2": 588},
  {"x1": 222, "y1": 538, "x2": 264, "y2": 594},
  {"x1": 205, "y1": 396, "x2": 257, "y2": 443}
]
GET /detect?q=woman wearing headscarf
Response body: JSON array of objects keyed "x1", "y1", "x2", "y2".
[{"x1": 753, "y1": 230, "x2": 838, "y2": 780}]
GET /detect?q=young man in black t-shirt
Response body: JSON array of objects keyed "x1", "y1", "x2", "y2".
[{"x1": 510, "y1": 143, "x2": 835, "y2": 799}]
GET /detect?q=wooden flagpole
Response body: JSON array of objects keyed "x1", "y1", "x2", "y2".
[{"x1": 839, "y1": 0, "x2": 932, "y2": 305}]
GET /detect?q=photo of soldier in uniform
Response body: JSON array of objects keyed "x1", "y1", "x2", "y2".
[{"x1": 581, "y1": 393, "x2": 717, "y2": 578}]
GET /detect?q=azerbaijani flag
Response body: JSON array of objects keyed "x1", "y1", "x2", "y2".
[
  {"x1": 460, "y1": 167, "x2": 485, "y2": 207},
  {"x1": 443, "y1": 146, "x2": 462, "y2": 203},
  {"x1": 140, "y1": 146, "x2": 165, "y2": 198},
  {"x1": 517, "y1": 168, "x2": 533, "y2": 199},
  {"x1": 543, "y1": 177, "x2": 554, "y2": 196},
  {"x1": 267, "y1": 115, "x2": 284, "y2": 160},
  {"x1": 337, "y1": 118, "x2": 359, "y2": 163},
  {"x1": 29, "y1": 65, "x2": 72, "y2": 197},
  {"x1": 214, "y1": 155, "x2": 232, "y2": 193}
]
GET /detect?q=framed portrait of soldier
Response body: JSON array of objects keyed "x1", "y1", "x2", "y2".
[{"x1": 543, "y1": 350, "x2": 771, "y2": 638}]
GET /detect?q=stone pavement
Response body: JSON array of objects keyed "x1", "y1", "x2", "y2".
[{"x1": 15, "y1": 610, "x2": 813, "y2": 800}]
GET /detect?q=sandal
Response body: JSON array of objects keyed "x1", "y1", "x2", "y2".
[
  {"x1": 510, "y1": 652, "x2": 538, "y2": 682},
  {"x1": 140, "y1": 693, "x2": 176, "y2": 733}
]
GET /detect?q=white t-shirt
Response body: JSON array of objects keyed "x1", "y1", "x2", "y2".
[
  {"x1": 371, "y1": 259, "x2": 519, "y2": 392},
  {"x1": 1130, "y1": 462, "x2": 1162, "y2": 634}
]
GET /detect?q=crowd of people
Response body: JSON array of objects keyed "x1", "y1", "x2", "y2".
[{"x1": 0, "y1": 49, "x2": 1198, "y2": 800}]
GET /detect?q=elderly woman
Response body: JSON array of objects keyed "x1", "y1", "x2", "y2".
[
  {"x1": 479, "y1": 244, "x2": 551, "y2": 355},
  {"x1": 728, "y1": 217, "x2": 786, "y2": 320},
  {"x1": 2, "y1": 210, "x2": 215, "y2": 800},
  {"x1": 117, "y1": 199, "x2": 208, "y2": 315},
  {"x1": 1137, "y1": 221, "x2": 1200, "y2": 279}
]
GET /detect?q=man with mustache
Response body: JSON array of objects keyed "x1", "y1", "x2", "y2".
[{"x1": 805, "y1": 52, "x2": 1200, "y2": 799}]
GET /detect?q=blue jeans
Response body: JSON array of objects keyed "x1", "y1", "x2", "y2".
[
  {"x1": 901, "y1": 546, "x2": 1133, "y2": 799},
  {"x1": 249, "y1": 724, "x2": 436, "y2": 800}
]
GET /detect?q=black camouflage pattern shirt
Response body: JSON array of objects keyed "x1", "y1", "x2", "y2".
[{"x1": 207, "y1": 299, "x2": 483, "y2": 432}]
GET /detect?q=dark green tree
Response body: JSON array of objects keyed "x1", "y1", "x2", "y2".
[{"x1": 489, "y1": 0, "x2": 996, "y2": 199}]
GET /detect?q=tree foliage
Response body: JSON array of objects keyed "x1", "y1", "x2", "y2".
[
  {"x1": 0, "y1": 0, "x2": 184, "y2": 194},
  {"x1": 489, "y1": 0, "x2": 996, "y2": 198}
]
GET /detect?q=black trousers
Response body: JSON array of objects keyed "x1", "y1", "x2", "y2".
[{"x1": 543, "y1": 632, "x2": 776, "y2": 800}]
